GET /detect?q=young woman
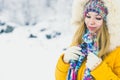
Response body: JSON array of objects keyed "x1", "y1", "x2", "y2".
[{"x1": 55, "y1": 0, "x2": 120, "y2": 80}]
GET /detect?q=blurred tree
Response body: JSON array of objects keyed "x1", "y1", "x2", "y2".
[{"x1": 0, "y1": 0, "x2": 4, "y2": 12}]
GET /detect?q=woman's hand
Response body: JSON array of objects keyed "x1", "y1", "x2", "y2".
[
  {"x1": 86, "y1": 52, "x2": 102, "y2": 71},
  {"x1": 63, "y1": 46, "x2": 84, "y2": 63}
]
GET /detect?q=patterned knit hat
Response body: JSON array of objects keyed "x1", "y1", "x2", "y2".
[{"x1": 84, "y1": 0, "x2": 108, "y2": 20}]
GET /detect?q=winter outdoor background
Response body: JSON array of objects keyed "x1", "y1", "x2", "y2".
[{"x1": 0, "y1": 0, "x2": 76, "y2": 80}]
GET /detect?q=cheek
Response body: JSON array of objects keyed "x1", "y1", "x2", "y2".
[
  {"x1": 85, "y1": 18, "x2": 88, "y2": 25},
  {"x1": 97, "y1": 21, "x2": 103, "y2": 28}
]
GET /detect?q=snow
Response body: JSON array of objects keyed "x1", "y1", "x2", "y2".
[
  {"x1": 0, "y1": 0, "x2": 75, "y2": 80},
  {"x1": 0, "y1": 20, "x2": 75, "y2": 80}
]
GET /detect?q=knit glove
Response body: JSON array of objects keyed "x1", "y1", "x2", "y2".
[
  {"x1": 63, "y1": 46, "x2": 84, "y2": 63},
  {"x1": 86, "y1": 52, "x2": 102, "y2": 71}
]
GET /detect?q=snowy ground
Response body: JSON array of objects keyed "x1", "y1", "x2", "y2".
[
  {"x1": 0, "y1": 0, "x2": 74, "y2": 79},
  {"x1": 0, "y1": 20, "x2": 75, "y2": 80}
]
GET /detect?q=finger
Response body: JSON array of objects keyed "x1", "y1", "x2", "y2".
[
  {"x1": 88, "y1": 52, "x2": 98, "y2": 60},
  {"x1": 68, "y1": 49, "x2": 84, "y2": 56},
  {"x1": 65, "y1": 48, "x2": 84, "y2": 56},
  {"x1": 69, "y1": 46, "x2": 81, "y2": 51},
  {"x1": 69, "y1": 52, "x2": 79, "y2": 60}
]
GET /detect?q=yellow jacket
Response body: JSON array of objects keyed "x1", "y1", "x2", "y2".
[{"x1": 55, "y1": 47, "x2": 120, "y2": 80}]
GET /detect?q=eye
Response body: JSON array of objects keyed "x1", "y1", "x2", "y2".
[
  {"x1": 86, "y1": 15, "x2": 91, "y2": 18},
  {"x1": 96, "y1": 17, "x2": 102, "y2": 20}
]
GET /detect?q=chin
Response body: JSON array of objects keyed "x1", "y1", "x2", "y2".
[
  {"x1": 88, "y1": 29, "x2": 99, "y2": 33},
  {"x1": 89, "y1": 30, "x2": 95, "y2": 33}
]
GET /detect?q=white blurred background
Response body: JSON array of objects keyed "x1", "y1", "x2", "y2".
[{"x1": 0, "y1": 0, "x2": 76, "y2": 80}]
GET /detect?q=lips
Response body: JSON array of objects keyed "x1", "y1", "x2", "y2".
[{"x1": 88, "y1": 26, "x2": 96, "y2": 31}]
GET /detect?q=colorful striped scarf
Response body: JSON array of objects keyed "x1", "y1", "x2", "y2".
[{"x1": 67, "y1": 31, "x2": 99, "y2": 80}]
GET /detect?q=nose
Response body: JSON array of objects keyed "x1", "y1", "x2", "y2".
[{"x1": 90, "y1": 19, "x2": 95, "y2": 25}]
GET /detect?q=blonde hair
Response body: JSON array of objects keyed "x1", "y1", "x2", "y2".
[{"x1": 71, "y1": 20, "x2": 110, "y2": 57}]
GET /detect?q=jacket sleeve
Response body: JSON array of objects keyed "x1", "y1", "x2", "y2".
[
  {"x1": 91, "y1": 48, "x2": 120, "y2": 80},
  {"x1": 55, "y1": 54, "x2": 70, "y2": 80}
]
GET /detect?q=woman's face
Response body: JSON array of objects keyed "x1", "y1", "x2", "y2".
[{"x1": 85, "y1": 12, "x2": 103, "y2": 33}]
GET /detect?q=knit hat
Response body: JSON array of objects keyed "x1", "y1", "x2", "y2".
[
  {"x1": 84, "y1": 0, "x2": 108, "y2": 20},
  {"x1": 71, "y1": 0, "x2": 120, "y2": 51}
]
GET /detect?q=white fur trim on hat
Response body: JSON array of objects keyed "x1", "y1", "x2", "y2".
[{"x1": 71, "y1": 0, "x2": 120, "y2": 51}]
